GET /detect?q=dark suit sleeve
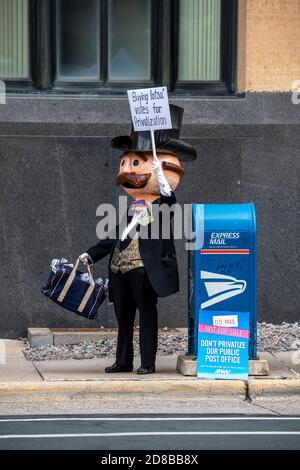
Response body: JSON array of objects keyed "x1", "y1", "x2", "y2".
[
  {"x1": 86, "y1": 238, "x2": 114, "y2": 264},
  {"x1": 86, "y1": 225, "x2": 118, "y2": 264},
  {"x1": 159, "y1": 191, "x2": 176, "y2": 207}
]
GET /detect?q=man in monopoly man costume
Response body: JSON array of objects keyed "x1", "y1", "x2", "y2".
[{"x1": 80, "y1": 105, "x2": 197, "y2": 374}]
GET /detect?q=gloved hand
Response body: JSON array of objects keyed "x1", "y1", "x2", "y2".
[
  {"x1": 79, "y1": 252, "x2": 93, "y2": 266},
  {"x1": 151, "y1": 156, "x2": 162, "y2": 176},
  {"x1": 151, "y1": 154, "x2": 171, "y2": 196}
]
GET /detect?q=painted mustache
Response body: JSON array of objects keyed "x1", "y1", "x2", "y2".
[{"x1": 116, "y1": 172, "x2": 151, "y2": 188}]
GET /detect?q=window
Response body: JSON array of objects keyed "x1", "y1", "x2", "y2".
[
  {"x1": 0, "y1": 0, "x2": 237, "y2": 95},
  {"x1": 53, "y1": 0, "x2": 157, "y2": 89},
  {"x1": 0, "y1": 0, "x2": 30, "y2": 79},
  {"x1": 178, "y1": 0, "x2": 221, "y2": 81},
  {"x1": 108, "y1": 0, "x2": 151, "y2": 81},
  {"x1": 56, "y1": 0, "x2": 100, "y2": 80}
]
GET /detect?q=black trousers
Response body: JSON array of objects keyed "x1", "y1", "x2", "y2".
[{"x1": 110, "y1": 267, "x2": 158, "y2": 368}]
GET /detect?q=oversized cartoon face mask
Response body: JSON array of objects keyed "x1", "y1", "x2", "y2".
[{"x1": 116, "y1": 151, "x2": 184, "y2": 201}]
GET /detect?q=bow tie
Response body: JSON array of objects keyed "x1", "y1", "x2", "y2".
[{"x1": 130, "y1": 199, "x2": 147, "y2": 212}]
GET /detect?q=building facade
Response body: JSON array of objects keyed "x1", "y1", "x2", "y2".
[{"x1": 0, "y1": 0, "x2": 299, "y2": 337}]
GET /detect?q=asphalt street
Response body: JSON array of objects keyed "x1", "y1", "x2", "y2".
[{"x1": 0, "y1": 414, "x2": 299, "y2": 450}]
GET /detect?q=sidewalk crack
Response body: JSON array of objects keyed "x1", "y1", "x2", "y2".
[
  {"x1": 249, "y1": 401, "x2": 282, "y2": 416},
  {"x1": 270, "y1": 351, "x2": 300, "y2": 378},
  {"x1": 32, "y1": 361, "x2": 45, "y2": 381},
  {"x1": 243, "y1": 380, "x2": 252, "y2": 403}
]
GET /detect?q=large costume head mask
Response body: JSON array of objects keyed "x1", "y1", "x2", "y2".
[{"x1": 111, "y1": 104, "x2": 197, "y2": 201}]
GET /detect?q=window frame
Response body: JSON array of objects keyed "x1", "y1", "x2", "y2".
[
  {"x1": 171, "y1": 0, "x2": 238, "y2": 95},
  {"x1": 51, "y1": 0, "x2": 161, "y2": 94},
  {"x1": 3, "y1": 0, "x2": 238, "y2": 96}
]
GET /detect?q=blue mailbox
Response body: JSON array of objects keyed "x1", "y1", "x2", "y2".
[{"x1": 188, "y1": 203, "x2": 257, "y2": 360}]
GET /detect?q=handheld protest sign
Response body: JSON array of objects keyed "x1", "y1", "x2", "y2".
[
  {"x1": 128, "y1": 86, "x2": 173, "y2": 162},
  {"x1": 127, "y1": 86, "x2": 172, "y2": 132}
]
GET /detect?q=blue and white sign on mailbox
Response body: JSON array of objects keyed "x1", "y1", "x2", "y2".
[
  {"x1": 188, "y1": 204, "x2": 257, "y2": 366},
  {"x1": 197, "y1": 310, "x2": 249, "y2": 380}
]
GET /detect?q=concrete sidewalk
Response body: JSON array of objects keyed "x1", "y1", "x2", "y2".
[{"x1": 0, "y1": 340, "x2": 300, "y2": 399}]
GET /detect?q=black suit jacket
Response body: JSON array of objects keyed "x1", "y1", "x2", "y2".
[{"x1": 87, "y1": 192, "x2": 179, "y2": 301}]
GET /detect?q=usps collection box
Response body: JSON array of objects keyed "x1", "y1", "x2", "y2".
[{"x1": 188, "y1": 204, "x2": 257, "y2": 379}]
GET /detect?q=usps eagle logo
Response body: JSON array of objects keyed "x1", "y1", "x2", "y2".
[{"x1": 201, "y1": 271, "x2": 247, "y2": 309}]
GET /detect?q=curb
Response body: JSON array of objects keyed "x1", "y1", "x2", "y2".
[
  {"x1": 1, "y1": 379, "x2": 300, "y2": 399},
  {"x1": 248, "y1": 379, "x2": 300, "y2": 397},
  {"x1": 27, "y1": 328, "x2": 186, "y2": 347},
  {"x1": 0, "y1": 379, "x2": 245, "y2": 397}
]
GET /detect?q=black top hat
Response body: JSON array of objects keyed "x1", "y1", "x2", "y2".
[{"x1": 111, "y1": 104, "x2": 197, "y2": 162}]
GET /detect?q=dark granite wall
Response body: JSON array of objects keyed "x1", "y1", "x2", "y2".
[{"x1": 0, "y1": 93, "x2": 299, "y2": 337}]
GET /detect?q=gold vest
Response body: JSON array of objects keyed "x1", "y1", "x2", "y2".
[{"x1": 110, "y1": 236, "x2": 144, "y2": 274}]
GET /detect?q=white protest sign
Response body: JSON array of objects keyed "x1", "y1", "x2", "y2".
[{"x1": 127, "y1": 86, "x2": 172, "y2": 132}]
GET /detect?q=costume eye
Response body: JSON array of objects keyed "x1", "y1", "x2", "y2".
[
  {"x1": 121, "y1": 160, "x2": 125, "y2": 166},
  {"x1": 133, "y1": 159, "x2": 139, "y2": 166}
]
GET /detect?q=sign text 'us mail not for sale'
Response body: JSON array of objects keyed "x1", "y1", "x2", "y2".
[{"x1": 127, "y1": 86, "x2": 172, "y2": 132}]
